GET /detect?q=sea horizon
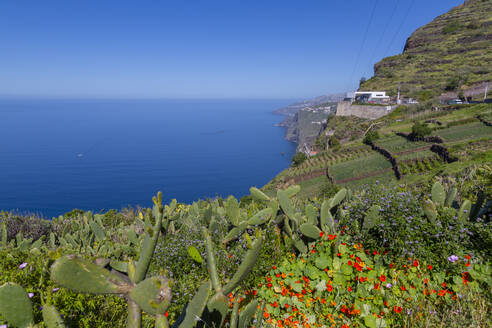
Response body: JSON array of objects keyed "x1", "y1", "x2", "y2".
[{"x1": 0, "y1": 98, "x2": 297, "y2": 218}]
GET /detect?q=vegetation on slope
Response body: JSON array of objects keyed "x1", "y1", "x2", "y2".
[{"x1": 360, "y1": 0, "x2": 492, "y2": 101}]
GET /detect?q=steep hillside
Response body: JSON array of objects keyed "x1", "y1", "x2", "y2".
[{"x1": 361, "y1": 0, "x2": 492, "y2": 101}]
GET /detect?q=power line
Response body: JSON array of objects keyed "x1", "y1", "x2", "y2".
[
  {"x1": 368, "y1": 0, "x2": 401, "y2": 72},
  {"x1": 345, "y1": 0, "x2": 380, "y2": 92},
  {"x1": 383, "y1": 0, "x2": 416, "y2": 57}
]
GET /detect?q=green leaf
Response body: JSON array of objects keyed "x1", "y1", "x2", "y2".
[{"x1": 187, "y1": 246, "x2": 203, "y2": 263}]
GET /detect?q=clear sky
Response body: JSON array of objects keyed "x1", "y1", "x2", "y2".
[{"x1": 0, "y1": 0, "x2": 463, "y2": 99}]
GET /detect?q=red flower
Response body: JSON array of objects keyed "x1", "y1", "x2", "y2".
[
  {"x1": 165, "y1": 311, "x2": 168, "y2": 317},
  {"x1": 374, "y1": 283, "x2": 380, "y2": 290},
  {"x1": 319, "y1": 231, "x2": 324, "y2": 237},
  {"x1": 342, "y1": 325, "x2": 349, "y2": 328},
  {"x1": 400, "y1": 285, "x2": 406, "y2": 291},
  {"x1": 326, "y1": 284, "x2": 333, "y2": 292},
  {"x1": 285, "y1": 303, "x2": 289, "y2": 308},
  {"x1": 348, "y1": 260, "x2": 353, "y2": 266},
  {"x1": 389, "y1": 263, "x2": 394, "y2": 268},
  {"x1": 273, "y1": 266, "x2": 277, "y2": 270},
  {"x1": 267, "y1": 283, "x2": 272, "y2": 288},
  {"x1": 465, "y1": 262, "x2": 470, "y2": 267},
  {"x1": 328, "y1": 234, "x2": 336, "y2": 240},
  {"x1": 380, "y1": 275, "x2": 386, "y2": 282},
  {"x1": 393, "y1": 306, "x2": 402, "y2": 313},
  {"x1": 337, "y1": 252, "x2": 341, "y2": 257},
  {"x1": 413, "y1": 260, "x2": 419, "y2": 267},
  {"x1": 427, "y1": 265, "x2": 432, "y2": 270},
  {"x1": 267, "y1": 277, "x2": 272, "y2": 282},
  {"x1": 441, "y1": 282, "x2": 447, "y2": 288},
  {"x1": 348, "y1": 286, "x2": 352, "y2": 292},
  {"x1": 276, "y1": 274, "x2": 281, "y2": 278}
]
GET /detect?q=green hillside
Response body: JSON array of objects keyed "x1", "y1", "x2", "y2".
[
  {"x1": 361, "y1": 0, "x2": 492, "y2": 101},
  {"x1": 267, "y1": 103, "x2": 492, "y2": 198}
]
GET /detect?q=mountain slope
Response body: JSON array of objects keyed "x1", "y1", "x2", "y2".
[{"x1": 361, "y1": 0, "x2": 492, "y2": 101}]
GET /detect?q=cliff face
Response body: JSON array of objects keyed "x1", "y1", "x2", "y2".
[
  {"x1": 283, "y1": 105, "x2": 335, "y2": 149},
  {"x1": 361, "y1": 0, "x2": 492, "y2": 100}
]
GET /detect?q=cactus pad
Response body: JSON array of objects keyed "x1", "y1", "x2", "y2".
[
  {"x1": 50, "y1": 256, "x2": 131, "y2": 294},
  {"x1": 299, "y1": 223, "x2": 322, "y2": 239},
  {"x1": 249, "y1": 187, "x2": 270, "y2": 202},
  {"x1": 0, "y1": 282, "x2": 34, "y2": 328},
  {"x1": 129, "y1": 276, "x2": 172, "y2": 315},
  {"x1": 431, "y1": 182, "x2": 446, "y2": 206}
]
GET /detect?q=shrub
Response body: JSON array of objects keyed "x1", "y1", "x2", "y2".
[
  {"x1": 328, "y1": 135, "x2": 341, "y2": 149},
  {"x1": 291, "y1": 152, "x2": 308, "y2": 167},
  {"x1": 363, "y1": 130, "x2": 380, "y2": 145},
  {"x1": 0, "y1": 212, "x2": 51, "y2": 242},
  {"x1": 411, "y1": 121, "x2": 432, "y2": 138},
  {"x1": 338, "y1": 184, "x2": 490, "y2": 269}
]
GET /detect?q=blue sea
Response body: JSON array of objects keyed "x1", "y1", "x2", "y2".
[{"x1": 0, "y1": 99, "x2": 296, "y2": 218}]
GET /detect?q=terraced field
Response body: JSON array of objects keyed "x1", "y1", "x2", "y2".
[
  {"x1": 375, "y1": 136, "x2": 428, "y2": 153},
  {"x1": 435, "y1": 122, "x2": 492, "y2": 142},
  {"x1": 330, "y1": 153, "x2": 391, "y2": 182}
]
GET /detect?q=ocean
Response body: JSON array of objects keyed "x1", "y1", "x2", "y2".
[{"x1": 0, "y1": 98, "x2": 297, "y2": 218}]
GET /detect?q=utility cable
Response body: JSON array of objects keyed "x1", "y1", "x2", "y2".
[
  {"x1": 345, "y1": 0, "x2": 379, "y2": 92},
  {"x1": 367, "y1": 0, "x2": 401, "y2": 74},
  {"x1": 383, "y1": 0, "x2": 416, "y2": 57}
]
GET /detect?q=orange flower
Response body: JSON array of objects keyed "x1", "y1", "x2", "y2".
[
  {"x1": 264, "y1": 312, "x2": 270, "y2": 319},
  {"x1": 438, "y1": 290, "x2": 447, "y2": 297}
]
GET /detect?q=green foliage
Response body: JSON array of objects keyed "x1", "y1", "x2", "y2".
[
  {"x1": 411, "y1": 121, "x2": 432, "y2": 138},
  {"x1": 291, "y1": 152, "x2": 308, "y2": 167},
  {"x1": 363, "y1": 130, "x2": 380, "y2": 145},
  {"x1": 257, "y1": 235, "x2": 490, "y2": 328},
  {"x1": 328, "y1": 135, "x2": 340, "y2": 149}
]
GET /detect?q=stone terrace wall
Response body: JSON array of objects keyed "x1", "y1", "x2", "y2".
[{"x1": 335, "y1": 101, "x2": 395, "y2": 120}]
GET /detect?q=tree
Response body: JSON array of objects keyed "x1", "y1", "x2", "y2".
[
  {"x1": 328, "y1": 135, "x2": 341, "y2": 149},
  {"x1": 291, "y1": 152, "x2": 307, "y2": 167},
  {"x1": 363, "y1": 130, "x2": 380, "y2": 145},
  {"x1": 411, "y1": 121, "x2": 432, "y2": 138}
]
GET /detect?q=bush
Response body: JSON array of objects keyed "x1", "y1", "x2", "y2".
[
  {"x1": 291, "y1": 152, "x2": 307, "y2": 167},
  {"x1": 363, "y1": 130, "x2": 380, "y2": 145},
  {"x1": 0, "y1": 212, "x2": 51, "y2": 242},
  {"x1": 328, "y1": 135, "x2": 341, "y2": 149},
  {"x1": 338, "y1": 184, "x2": 490, "y2": 270},
  {"x1": 411, "y1": 121, "x2": 432, "y2": 138}
]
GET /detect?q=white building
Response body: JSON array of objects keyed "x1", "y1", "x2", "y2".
[{"x1": 354, "y1": 91, "x2": 390, "y2": 103}]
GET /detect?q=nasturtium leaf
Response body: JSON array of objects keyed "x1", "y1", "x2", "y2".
[{"x1": 341, "y1": 263, "x2": 353, "y2": 275}]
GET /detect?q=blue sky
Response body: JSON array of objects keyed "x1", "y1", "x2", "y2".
[{"x1": 0, "y1": 0, "x2": 463, "y2": 99}]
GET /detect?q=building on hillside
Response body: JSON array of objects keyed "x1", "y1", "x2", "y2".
[{"x1": 354, "y1": 91, "x2": 391, "y2": 104}]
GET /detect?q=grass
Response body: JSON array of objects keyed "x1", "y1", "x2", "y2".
[
  {"x1": 435, "y1": 122, "x2": 492, "y2": 142},
  {"x1": 330, "y1": 153, "x2": 391, "y2": 181}
]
